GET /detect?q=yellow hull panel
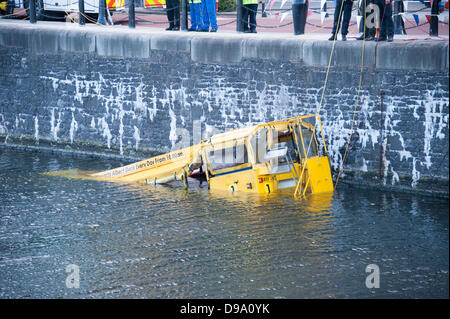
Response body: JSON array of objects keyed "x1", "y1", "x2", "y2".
[{"x1": 305, "y1": 157, "x2": 334, "y2": 194}]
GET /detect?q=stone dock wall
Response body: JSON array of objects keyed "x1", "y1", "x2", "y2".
[{"x1": 0, "y1": 21, "x2": 448, "y2": 196}]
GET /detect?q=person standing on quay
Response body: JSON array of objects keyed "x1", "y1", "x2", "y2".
[
  {"x1": 188, "y1": 0, "x2": 202, "y2": 31},
  {"x1": 357, "y1": 0, "x2": 394, "y2": 41},
  {"x1": 357, "y1": 0, "x2": 376, "y2": 41},
  {"x1": 328, "y1": 0, "x2": 354, "y2": 41},
  {"x1": 242, "y1": 0, "x2": 259, "y2": 33},
  {"x1": 377, "y1": 0, "x2": 394, "y2": 41},
  {"x1": 165, "y1": 0, "x2": 180, "y2": 30},
  {"x1": 199, "y1": 0, "x2": 218, "y2": 32}
]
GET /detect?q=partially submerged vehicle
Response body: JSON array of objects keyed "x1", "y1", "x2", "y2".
[{"x1": 91, "y1": 114, "x2": 334, "y2": 197}]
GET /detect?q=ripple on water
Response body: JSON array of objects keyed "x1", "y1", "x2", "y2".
[{"x1": 0, "y1": 149, "x2": 448, "y2": 298}]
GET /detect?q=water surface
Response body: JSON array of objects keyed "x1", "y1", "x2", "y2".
[{"x1": 0, "y1": 148, "x2": 448, "y2": 298}]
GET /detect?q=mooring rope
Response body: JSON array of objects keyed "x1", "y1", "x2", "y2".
[
  {"x1": 334, "y1": 1, "x2": 389, "y2": 189},
  {"x1": 294, "y1": 0, "x2": 347, "y2": 198}
]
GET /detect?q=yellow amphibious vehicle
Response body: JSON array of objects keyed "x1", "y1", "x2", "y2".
[{"x1": 90, "y1": 115, "x2": 333, "y2": 197}]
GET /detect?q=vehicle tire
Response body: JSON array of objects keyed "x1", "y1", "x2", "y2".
[{"x1": 24, "y1": 0, "x2": 65, "y2": 21}]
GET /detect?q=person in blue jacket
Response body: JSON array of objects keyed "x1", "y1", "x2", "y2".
[
  {"x1": 199, "y1": 0, "x2": 218, "y2": 32},
  {"x1": 189, "y1": 0, "x2": 203, "y2": 31}
]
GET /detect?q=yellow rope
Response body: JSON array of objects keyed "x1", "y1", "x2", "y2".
[
  {"x1": 79, "y1": 11, "x2": 101, "y2": 24},
  {"x1": 334, "y1": 0, "x2": 367, "y2": 189},
  {"x1": 295, "y1": 0, "x2": 367, "y2": 197},
  {"x1": 0, "y1": 8, "x2": 27, "y2": 18},
  {"x1": 294, "y1": 0, "x2": 345, "y2": 198},
  {"x1": 65, "y1": 10, "x2": 76, "y2": 23}
]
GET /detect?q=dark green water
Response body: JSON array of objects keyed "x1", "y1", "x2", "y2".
[{"x1": 0, "y1": 148, "x2": 448, "y2": 298}]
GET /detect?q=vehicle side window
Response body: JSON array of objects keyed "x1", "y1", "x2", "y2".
[{"x1": 209, "y1": 144, "x2": 248, "y2": 171}]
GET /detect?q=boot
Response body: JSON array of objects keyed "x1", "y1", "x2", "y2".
[{"x1": 292, "y1": 2, "x2": 309, "y2": 35}]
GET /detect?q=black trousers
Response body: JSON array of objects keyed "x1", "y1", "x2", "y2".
[
  {"x1": 331, "y1": 0, "x2": 353, "y2": 35},
  {"x1": 378, "y1": 1, "x2": 394, "y2": 38},
  {"x1": 166, "y1": 0, "x2": 180, "y2": 28},
  {"x1": 242, "y1": 4, "x2": 258, "y2": 31},
  {"x1": 359, "y1": 0, "x2": 376, "y2": 37}
]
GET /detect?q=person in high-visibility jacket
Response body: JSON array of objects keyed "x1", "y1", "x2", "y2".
[
  {"x1": 242, "y1": 0, "x2": 259, "y2": 33},
  {"x1": 199, "y1": 0, "x2": 218, "y2": 32},
  {"x1": 188, "y1": 0, "x2": 202, "y2": 31}
]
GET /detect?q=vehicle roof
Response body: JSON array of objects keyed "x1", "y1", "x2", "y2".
[{"x1": 204, "y1": 114, "x2": 318, "y2": 145}]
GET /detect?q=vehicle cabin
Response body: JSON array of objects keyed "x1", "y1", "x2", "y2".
[{"x1": 200, "y1": 114, "x2": 333, "y2": 196}]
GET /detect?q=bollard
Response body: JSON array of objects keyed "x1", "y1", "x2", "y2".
[
  {"x1": 97, "y1": 0, "x2": 107, "y2": 25},
  {"x1": 79, "y1": 0, "x2": 85, "y2": 26},
  {"x1": 129, "y1": 0, "x2": 135, "y2": 28},
  {"x1": 29, "y1": 0, "x2": 36, "y2": 24},
  {"x1": 292, "y1": 0, "x2": 309, "y2": 35},
  {"x1": 181, "y1": 0, "x2": 188, "y2": 31},
  {"x1": 236, "y1": 0, "x2": 243, "y2": 32},
  {"x1": 430, "y1": 0, "x2": 439, "y2": 36}
]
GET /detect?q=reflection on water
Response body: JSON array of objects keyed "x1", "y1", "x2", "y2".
[{"x1": 0, "y1": 148, "x2": 448, "y2": 298}]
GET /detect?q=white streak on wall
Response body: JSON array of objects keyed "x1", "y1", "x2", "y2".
[
  {"x1": 50, "y1": 108, "x2": 62, "y2": 141},
  {"x1": 391, "y1": 166, "x2": 400, "y2": 185},
  {"x1": 411, "y1": 158, "x2": 421, "y2": 188},
  {"x1": 168, "y1": 104, "x2": 177, "y2": 150},
  {"x1": 423, "y1": 90, "x2": 449, "y2": 169},
  {"x1": 119, "y1": 107, "x2": 124, "y2": 155},
  {"x1": 133, "y1": 126, "x2": 140, "y2": 151},
  {"x1": 361, "y1": 158, "x2": 368, "y2": 172},
  {"x1": 149, "y1": 86, "x2": 158, "y2": 121},
  {"x1": 134, "y1": 82, "x2": 147, "y2": 119},
  {"x1": 100, "y1": 117, "x2": 112, "y2": 149},
  {"x1": 0, "y1": 114, "x2": 7, "y2": 135},
  {"x1": 69, "y1": 112, "x2": 78, "y2": 144},
  {"x1": 34, "y1": 116, "x2": 39, "y2": 143}
]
